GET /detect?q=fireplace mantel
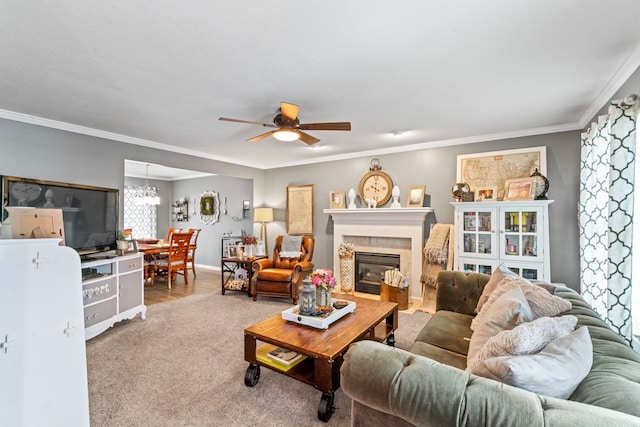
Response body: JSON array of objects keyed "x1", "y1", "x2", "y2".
[{"x1": 324, "y1": 208, "x2": 434, "y2": 304}]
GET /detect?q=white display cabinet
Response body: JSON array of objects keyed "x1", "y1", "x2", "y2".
[{"x1": 452, "y1": 200, "x2": 553, "y2": 281}]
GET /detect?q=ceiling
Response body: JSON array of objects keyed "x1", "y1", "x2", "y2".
[{"x1": 2, "y1": 1, "x2": 640, "y2": 170}]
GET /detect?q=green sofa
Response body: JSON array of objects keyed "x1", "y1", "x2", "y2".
[{"x1": 340, "y1": 271, "x2": 640, "y2": 426}]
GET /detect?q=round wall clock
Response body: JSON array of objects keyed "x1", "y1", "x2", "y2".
[
  {"x1": 530, "y1": 168, "x2": 549, "y2": 200},
  {"x1": 359, "y1": 159, "x2": 393, "y2": 206},
  {"x1": 10, "y1": 182, "x2": 42, "y2": 205}
]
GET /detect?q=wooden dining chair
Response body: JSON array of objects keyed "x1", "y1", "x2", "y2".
[
  {"x1": 186, "y1": 228, "x2": 201, "y2": 277},
  {"x1": 165, "y1": 227, "x2": 182, "y2": 242},
  {"x1": 151, "y1": 231, "x2": 192, "y2": 289}
]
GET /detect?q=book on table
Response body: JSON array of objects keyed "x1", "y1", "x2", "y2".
[{"x1": 267, "y1": 347, "x2": 303, "y2": 365}]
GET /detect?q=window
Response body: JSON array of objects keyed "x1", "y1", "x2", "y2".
[{"x1": 124, "y1": 185, "x2": 158, "y2": 239}]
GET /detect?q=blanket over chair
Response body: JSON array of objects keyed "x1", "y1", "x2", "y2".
[
  {"x1": 420, "y1": 224, "x2": 454, "y2": 289},
  {"x1": 280, "y1": 235, "x2": 302, "y2": 258}
]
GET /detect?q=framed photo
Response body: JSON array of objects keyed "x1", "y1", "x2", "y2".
[
  {"x1": 406, "y1": 185, "x2": 425, "y2": 207},
  {"x1": 286, "y1": 184, "x2": 314, "y2": 235},
  {"x1": 475, "y1": 186, "x2": 498, "y2": 202},
  {"x1": 457, "y1": 146, "x2": 546, "y2": 201},
  {"x1": 228, "y1": 246, "x2": 238, "y2": 258},
  {"x1": 504, "y1": 178, "x2": 536, "y2": 201},
  {"x1": 329, "y1": 190, "x2": 346, "y2": 209}
]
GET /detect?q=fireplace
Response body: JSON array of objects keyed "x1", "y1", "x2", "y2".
[{"x1": 355, "y1": 252, "x2": 401, "y2": 295}]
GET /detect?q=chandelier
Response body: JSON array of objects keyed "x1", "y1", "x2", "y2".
[{"x1": 134, "y1": 164, "x2": 160, "y2": 206}]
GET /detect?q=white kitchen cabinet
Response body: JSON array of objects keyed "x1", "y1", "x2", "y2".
[
  {"x1": 452, "y1": 200, "x2": 553, "y2": 281},
  {"x1": 0, "y1": 239, "x2": 90, "y2": 427}
]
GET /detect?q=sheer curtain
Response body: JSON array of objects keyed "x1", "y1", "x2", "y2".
[
  {"x1": 124, "y1": 185, "x2": 158, "y2": 239},
  {"x1": 578, "y1": 98, "x2": 637, "y2": 345}
]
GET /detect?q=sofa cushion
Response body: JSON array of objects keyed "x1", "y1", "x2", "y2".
[
  {"x1": 475, "y1": 263, "x2": 517, "y2": 313},
  {"x1": 467, "y1": 286, "x2": 533, "y2": 363},
  {"x1": 467, "y1": 315, "x2": 578, "y2": 375},
  {"x1": 414, "y1": 310, "x2": 472, "y2": 355},
  {"x1": 484, "y1": 326, "x2": 593, "y2": 399}
]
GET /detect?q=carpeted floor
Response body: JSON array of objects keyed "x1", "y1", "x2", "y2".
[{"x1": 86, "y1": 290, "x2": 431, "y2": 426}]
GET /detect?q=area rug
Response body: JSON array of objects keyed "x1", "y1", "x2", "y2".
[{"x1": 86, "y1": 291, "x2": 431, "y2": 426}]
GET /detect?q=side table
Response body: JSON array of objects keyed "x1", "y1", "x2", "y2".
[{"x1": 221, "y1": 256, "x2": 266, "y2": 296}]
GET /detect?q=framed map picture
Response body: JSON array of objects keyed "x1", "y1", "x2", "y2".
[
  {"x1": 457, "y1": 146, "x2": 546, "y2": 201},
  {"x1": 286, "y1": 184, "x2": 314, "y2": 235}
]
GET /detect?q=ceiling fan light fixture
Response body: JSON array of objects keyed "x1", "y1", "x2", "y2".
[{"x1": 273, "y1": 129, "x2": 299, "y2": 141}]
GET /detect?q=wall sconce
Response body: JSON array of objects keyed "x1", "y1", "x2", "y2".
[{"x1": 243, "y1": 200, "x2": 250, "y2": 219}]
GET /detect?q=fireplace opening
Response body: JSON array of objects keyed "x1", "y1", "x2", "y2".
[{"x1": 355, "y1": 252, "x2": 401, "y2": 295}]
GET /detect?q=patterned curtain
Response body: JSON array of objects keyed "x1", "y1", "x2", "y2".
[
  {"x1": 579, "y1": 99, "x2": 637, "y2": 344},
  {"x1": 124, "y1": 185, "x2": 158, "y2": 239}
]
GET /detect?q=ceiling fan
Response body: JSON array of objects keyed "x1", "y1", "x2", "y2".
[{"x1": 219, "y1": 101, "x2": 351, "y2": 145}]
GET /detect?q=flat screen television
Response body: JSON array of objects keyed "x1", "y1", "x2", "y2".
[{"x1": 2, "y1": 176, "x2": 119, "y2": 257}]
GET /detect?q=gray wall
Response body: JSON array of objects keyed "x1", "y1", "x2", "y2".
[
  {"x1": 123, "y1": 174, "x2": 253, "y2": 267},
  {"x1": 0, "y1": 118, "x2": 263, "y2": 269},
  {"x1": 265, "y1": 131, "x2": 581, "y2": 288}
]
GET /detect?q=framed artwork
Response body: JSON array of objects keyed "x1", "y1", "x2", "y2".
[
  {"x1": 286, "y1": 184, "x2": 314, "y2": 235},
  {"x1": 199, "y1": 191, "x2": 220, "y2": 225},
  {"x1": 406, "y1": 185, "x2": 425, "y2": 207},
  {"x1": 228, "y1": 246, "x2": 238, "y2": 258},
  {"x1": 329, "y1": 191, "x2": 346, "y2": 209},
  {"x1": 475, "y1": 186, "x2": 498, "y2": 202},
  {"x1": 504, "y1": 178, "x2": 536, "y2": 201},
  {"x1": 457, "y1": 146, "x2": 546, "y2": 200}
]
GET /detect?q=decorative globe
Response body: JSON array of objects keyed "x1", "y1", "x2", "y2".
[{"x1": 451, "y1": 182, "x2": 470, "y2": 201}]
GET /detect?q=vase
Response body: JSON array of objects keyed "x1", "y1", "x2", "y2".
[
  {"x1": 339, "y1": 256, "x2": 354, "y2": 293},
  {"x1": 245, "y1": 244, "x2": 254, "y2": 257},
  {"x1": 315, "y1": 287, "x2": 332, "y2": 308}
]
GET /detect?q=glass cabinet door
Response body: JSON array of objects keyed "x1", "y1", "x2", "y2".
[
  {"x1": 460, "y1": 258, "x2": 495, "y2": 275},
  {"x1": 503, "y1": 263, "x2": 543, "y2": 281},
  {"x1": 500, "y1": 207, "x2": 543, "y2": 262},
  {"x1": 461, "y1": 210, "x2": 495, "y2": 257}
]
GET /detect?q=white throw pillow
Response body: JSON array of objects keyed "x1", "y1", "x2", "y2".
[
  {"x1": 467, "y1": 286, "x2": 533, "y2": 364},
  {"x1": 484, "y1": 326, "x2": 593, "y2": 399},
  {"x1": 467, "y1": 315, "x2": 578, "y2": 375},
  {"x1": 475, "y1": 263, "x2": 518, "y2": 313},
  {"x1": 472, "y1": 276, "x2": 571, "y2": 331}
]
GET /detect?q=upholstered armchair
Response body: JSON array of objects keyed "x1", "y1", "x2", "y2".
[{"x1": 251, "y1": 235, "x2": 315, "y2": 304}]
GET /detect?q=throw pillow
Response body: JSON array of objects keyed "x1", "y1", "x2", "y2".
[
  {"x1": 472, "y1": 277, "x2": 571, "y2": 331},
  {"x1": 467, "y1": 286, "x2": 533, "y2": 364},
  {"x1": 475, "y1": 263, "x2": 518, "y2": 313},
  {"x1": 467, "y1": 315, "x2": 578, "y2": 375},
  {"x1": 484, "y1": 326, "x2": 593, "y2": 399}
]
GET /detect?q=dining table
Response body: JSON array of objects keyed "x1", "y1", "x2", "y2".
[
  {"x1": 136, "y1": 239, "x2": 197, "y2": 283},
  {"x1": 136, "y1": 241, "x2": 171, "y2": 283}
]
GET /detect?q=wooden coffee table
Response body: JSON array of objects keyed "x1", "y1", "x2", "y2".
[{"x1": 243, "y1": 295, "x2": 398, "y2": 421}]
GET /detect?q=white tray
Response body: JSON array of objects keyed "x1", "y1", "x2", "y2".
[{"x1": 281, "y1": 300, "x2": 356, "y2": 329}]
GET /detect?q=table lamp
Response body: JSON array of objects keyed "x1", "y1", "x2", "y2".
[{"x1": 254, "y1": 207, "x2": 274, "y2": 254}]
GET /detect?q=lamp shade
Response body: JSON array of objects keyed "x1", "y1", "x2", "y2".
[{"x1": 254, "y1": 207, "x2": 274, "y2": 223}]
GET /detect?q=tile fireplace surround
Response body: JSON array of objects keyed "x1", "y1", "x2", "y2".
[{"x1": 324, "y1": 208, "x2": 434, "y2": 305}]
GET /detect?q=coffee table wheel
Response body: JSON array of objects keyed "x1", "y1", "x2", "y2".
[
  {"x1": 244, "y1": 364, "x2": 260, "y2": 387},
  {"x1": 317, "y1": 392, "x2": 335, "y2": 422},
  {"x1": 387, "y1": 333, "x2": 396, "y2": 347}
]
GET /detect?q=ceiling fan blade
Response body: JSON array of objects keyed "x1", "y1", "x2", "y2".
[
  {"x1": 247, "y1": 130, "x2": 276, "y2": 142},
  {"x1": 298, "y1": 122, "x2": 351, "y2": 131},
  {"x1": 280, "y1": 102, "x2": 300, "y2": 121},
  {"x1": 219, "y1": 117, "x2": 277, "y2": 128},
  {"x1": 297, "y1": 131, "x2": 320, "y2": 145}
]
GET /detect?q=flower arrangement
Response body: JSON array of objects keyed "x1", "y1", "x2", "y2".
[
  {"x1": 241, "y1": 235, "x2": 258, "y2": 245},
  {"x1": 338, "y1": 242, "x2": 355, "y2": 258},
  {"x1": 309, "y1": 269, "x2": 337, "y2": 290}
]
